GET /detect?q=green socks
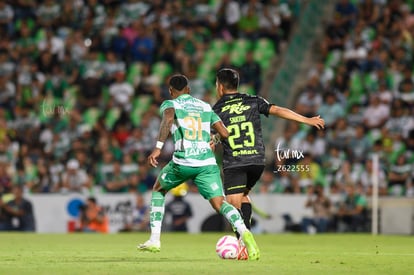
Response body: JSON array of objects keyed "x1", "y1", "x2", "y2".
[
  {"x1": 220, "y1": 201, "x2": 247, "y2": 235},
  {"x1": 149, "y1": 191, "x2": 165, "y2": 242}
]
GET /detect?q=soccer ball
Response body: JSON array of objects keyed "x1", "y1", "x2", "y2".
[
  {"x1": 215, "y1": 235, "x2": 248, "y2": 260},
  {"x1": 216, "y1": 235, "x2": 239, "y2": 259}
]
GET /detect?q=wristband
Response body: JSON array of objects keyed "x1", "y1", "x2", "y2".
[{"x1": 155, "y1": 141, "x2": 164, "y2": 149}]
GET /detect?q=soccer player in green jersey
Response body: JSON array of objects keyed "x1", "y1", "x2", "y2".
[
  {"x1": 138, "y1": 74, "x2": 260, "y2": 260},
  {"x1": 213, "y1": 68, "x2": 325, "y2": 237}
]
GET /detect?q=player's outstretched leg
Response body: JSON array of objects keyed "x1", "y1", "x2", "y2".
[
  {"x1": 219, "y1": 201, "x2": 260, "y2": 260},
  {"x1": 138, "y1": 191, "x2": 164, "y2": 252}
]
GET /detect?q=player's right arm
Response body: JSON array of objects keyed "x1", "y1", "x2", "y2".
[
  {"x1": 269, "y1": 105, "x2": 325, "y2": 130},
  {"x1": 148, "y1": 107, "x2": 174, "y2": 167},
  {"x1": 212, "y1": 120, "x2": 229, "y2": 140}
]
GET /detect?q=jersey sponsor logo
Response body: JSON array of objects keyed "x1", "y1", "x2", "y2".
[
  {"x1": 232, "y1": 149, "x2": 259, "y2": 156},
  {"x1": 185, "y1": 147, "x2": 209, "y2": 157},
  {"x1": 221, "y1": 102, "x2": 251, "y2": 114}
]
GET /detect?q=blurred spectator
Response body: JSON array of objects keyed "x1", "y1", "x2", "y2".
[
  {"x1": 357, "y1": 158, "x2": 388, "y2": 196},
  {"x1": 333, "y1": 160, "x2": 357, "y2": 194},
  {"x1": 130, "y1": 22, "x2": 155, "y2": 64},
  {"x1": 0, "y1": 48, "x2": 15, "y2": 77},
  {"x1": 376, "y1": 80, "x2": 393, "y2": 105},
  {"x1": 216, "y1": 0, "x2": 241, "y2": 38},
  {"x1": 0, "y1": 161, "x2": 12, "y2": 194},
  {"x1": 60, "y1": 159, "x2": 92, "y2": 194},
  {"x1": 327, "y1": 117, "x2": 354, "y2": 150},
  {"x1": 135, "y1": 63, "x2": 162, "y2": 103},
  {"x1": 317, "y1": 92, "x2": 345, "y2": 128},
  {"x1": 0, "y1": 185, "x2": 35, "y2": 231},
  {"x1": 103, "y1": 51, "x2": 125, "y2": 83},
  {"x1": 335, "y1": 0, "x2": 357, "y2": 29},
  {"x1": 238, "y1": 2, "x2": 260, "y2": 40},
  {"x1": 239, "y1": 51, "x2": 261, "y2": 93},
  {"x1": 320, "y1": 14, "x2": 347, "y2": 56},
  {"x1": 347, "y1": 125, "x2": 371, "y2": 162},
  {"x1": 0, "y1": 0, "x2": 14, "y2": 36},
  {"x1": 78, "y1": 196, "x2": 108, "y2": 233},
  {"x1": 103, "y1": 161, "x2": 129, "y2": 193},
  {"x1": 322, "y1": 146, "x2": 346, "y2": 188},
  {"x1": 358, "y1": 0, "x2": 380, "y2": 25},
  {"x1": 301, "y1": 129, "x2": 326, "y2": 160},
  {"x1": 29, "y1": 158, "x2": 54, "y2": 193},
  {"x1": 308, "y1": 61, "x2": 334, "y2": 89},
  {"x1": 36, "y1": 0, "x2": 61, "y2": 29},
  {"x1": 0, "y1": 72, "x2": 16, "y2": 116},
  {"x1": 296, "y1": 153, "x2": 325, "y2": 191},
  {"x1": 301, "y1": 185, "x2": 331, "y2": 234},
  {"x1": 388, "y1": 153, "x2": 412, "y2": 196},
  {"x1": 96, "y1": 150, "x2": 115, "y2": 186},
  {"x1": 119, "y1": 192, "x2": 149, "y2": 232},
  {"x1": 396, "y1": 66, "x2": 414, "y2": 107},
  {"x1": 262, "y1": 0, "x2": 292, "y2": 41},
  {"x1": 165, "y1": 183, "x2": 193, "y2": 232},
  {"x1": 186, "y1": 65, "x2": 211, "y2": 100},
  {"x1": 121, "y1": 153, "x2": 138, "y2": 178},
  {"x1": 346, "y1": 103, "x2": 364, "y2": 127},
  {"x1": 109, "y1": 71, "x2": 134, "y2": 113},
  {"x1": 294, "y1": 76, "x2": 323, "y2": 117},
  {"x1": 334, "y1": 184, "x2": 368, "y2": 232},
  {"x1": 363, "y1": 94, "x2": 390, "y2": 130},
  {"x1": 384, "y1": 99, "x2": 414, "y2": 139},
  {"x1": 131, "y1": 162, "x2": 156, "y2": 194}
]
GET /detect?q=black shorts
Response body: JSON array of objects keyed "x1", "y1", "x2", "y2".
[{"x1": 223, "y1": 165, "x2": 265, "y2": 195}]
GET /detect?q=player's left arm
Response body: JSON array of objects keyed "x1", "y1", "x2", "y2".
[
  {"x1": 269, "y1": 105, "x2": 325, "y2": 130},
  {"x1": 148, "y1": 107, "x2": 174, "y2": 167}
]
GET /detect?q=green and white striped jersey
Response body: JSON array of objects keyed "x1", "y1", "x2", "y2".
[{"x1": 160, "y1": 94, "x2": 221, "y2": 167}]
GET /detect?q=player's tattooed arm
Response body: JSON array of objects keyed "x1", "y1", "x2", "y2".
[
  {"x1": 149, "y1": 107, "x2": 174, "y2": 167},
  {"x1": 158, "y1": 107, "x2": 175, "y2": 142}
]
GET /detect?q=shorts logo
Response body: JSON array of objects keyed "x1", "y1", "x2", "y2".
[{"x1": 211, "y1": 183, "x2": 219, "y2": 191}]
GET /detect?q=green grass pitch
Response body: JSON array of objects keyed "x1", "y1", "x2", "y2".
[{"x1": 0, "y1": 233, "x2": 413, "y2": 275}]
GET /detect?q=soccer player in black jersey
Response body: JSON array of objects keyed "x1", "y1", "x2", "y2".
[{"x1": 213, "y1": 68, "x2": 325, "y2": 237}]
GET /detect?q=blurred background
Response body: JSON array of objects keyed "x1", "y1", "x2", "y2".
[{"x1": 0, "y1": 0, "x2": 413, "y2": 235}]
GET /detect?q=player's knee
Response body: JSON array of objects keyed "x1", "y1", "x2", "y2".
[
  {"x1": 210, "y1": 196, "x2": 224, "y2": 212},
  {"x1": 152, "y1": 181, "x2": 165, "y2": 194},
  {"x1": 226, "y1": 194, "x2": 242, "y2": 209}
]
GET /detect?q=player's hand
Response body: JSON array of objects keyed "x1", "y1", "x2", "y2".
[
  {"x1": 148, "y1": 149, "x2": 161, "y2": 167},
  {"x1": 209, "y1": 140, "x2": 216, "y2": 152},
  {"x1": 308, "y1": 115, "x2": 325, "y2": 130}
]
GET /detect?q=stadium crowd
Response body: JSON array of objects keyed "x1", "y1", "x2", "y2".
[
  {"x1": 0, "y1": 0, "x2": 292, "y2": 198},
  {"x1": 256, "y1": 0, "x2": 414, "y2": 200},
  {"x1": 0, "y1": 0, "x2": 412, "y2": 234}
]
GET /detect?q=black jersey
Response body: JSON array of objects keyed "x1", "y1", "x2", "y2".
[{"x1": 213, "y1": 93, "x2": 273, "y2": 169}]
